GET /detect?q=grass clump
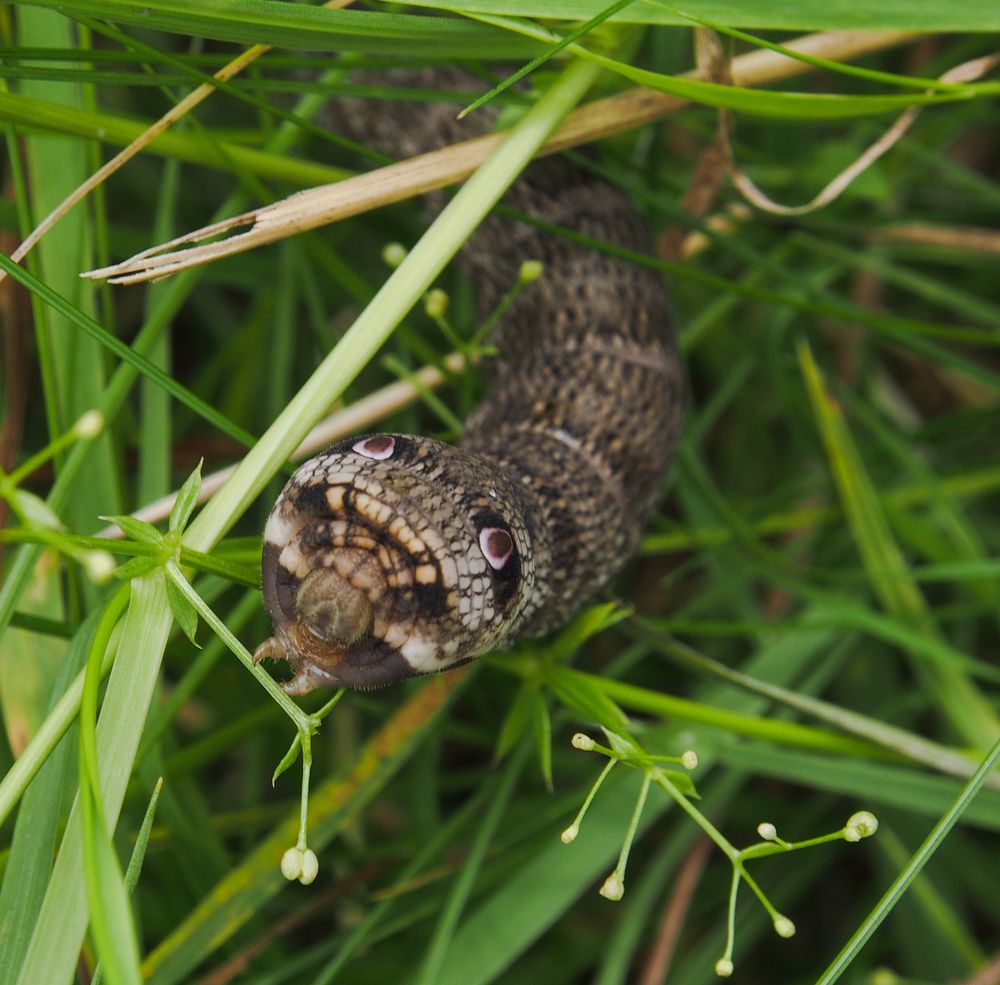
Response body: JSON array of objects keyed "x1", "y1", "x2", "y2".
[{"x1": 1, "y1": 5, "x2": 998, "y2": 985}]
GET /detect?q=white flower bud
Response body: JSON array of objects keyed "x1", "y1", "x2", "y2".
[
  {"x1": 571, "y1": 733, "x2": 595, "y2": 751},
  {"x1": 382, "y1": 242, "x2": 407, "y2": 268},
  {"x1": 298, "y1": 848, "x2": 319, "y2": 885},
  {"x1": 281, "y1": 848, "x2": 302, "y2": 881},
  {"x1": 773, "y1": 915, "x2": 796, "y2": 938},
  {"x1": 599, "y1": 872, "x2": 624, "y2": 901},
  {"x1": 757, "y1": 822, "x2": 778, "y2": 841},
  {"x1": 714, "y1": 958, "x2": 734, "y2": 977},
  {"x1": 74, "y1": 410, "x2": 104, "y2": 440},
  {"x1": 83, "y1": 550, "x2": 116, "y2": 583},
  {"x1": 844, "y1": 811, "x2": 878, "y2": 842},
  {"x1": 682, "y1": 750, "x2": 698, "y2": 770},
  {"x1": 560, "y1": 824, "x2": 579, "y2": 845}
]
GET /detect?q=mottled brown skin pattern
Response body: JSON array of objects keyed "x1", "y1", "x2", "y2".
[{"x1": 255, "y1": 72, "x2": 683, "y2": 693}]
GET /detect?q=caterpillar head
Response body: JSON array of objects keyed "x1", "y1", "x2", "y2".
[{"x1": 254, "y1": 435, "x2": 535, "y2": 693}]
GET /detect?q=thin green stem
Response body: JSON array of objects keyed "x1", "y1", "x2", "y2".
[
  {"x1": 163, "y1": 561, "x2": 310, "y2": 731},
  {"x1": 814, "y1": 735, "x2": 1000, "y2": 985},
  {"x1": 611, "y1": 770, "x2": 651, "y2": 882},
  {"x1": 564, "y1": 759, "x2": 617, "y2": 839},
  {"x1": 650, "y1": 767, "x2": 738, "y2": 862},
  {"x1": 722, "y1": 866, "x2": 739, "y2": 966},
  {"x1": 297, "y1": 734, "x2": 312, "y2": 852},
  {"x1": 6, "y1": 418, "x2": 92, "y2": 486}
]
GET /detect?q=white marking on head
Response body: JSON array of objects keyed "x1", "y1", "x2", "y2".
[
  {"x1": 264, "y1": 507, "x2": 297, "y2": 548},
  {"x1": 479, "y1": 527, "x2": 514, "y2": 571},
  {"x1": 399, "y1": 633, "x2": 439, "y2": 671},
  {"x1": 352, "y1": 435, "x2": 396, "y2": 460}
]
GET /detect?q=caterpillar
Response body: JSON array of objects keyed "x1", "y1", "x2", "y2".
[{"x1": 254, "y1": 71, "x2": 684, "y2": 693}]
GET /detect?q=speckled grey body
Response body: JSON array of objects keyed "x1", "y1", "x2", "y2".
[{"x1": 256, "y1": 72, "x2": 683, "y2": 692}]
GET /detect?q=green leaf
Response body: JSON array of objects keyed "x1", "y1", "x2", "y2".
[
  {"x1": 270, "y1": 734, "x2": 302, "y2": 786},
  {"x1": 587, "y1": 50, "x2": 968, "y2": 120},
  {"x1": 143, "y1": 678, "x2": 467, "y2": 985},
  {"x1": 467, "y1": 12, "x2": 981, "y2": 119},
  {"x1": 78, "y1": 594, "x2": 144, "y2": 985},
  {"x1": 546, "y1": 666, "x2": 631, "y2": 733},
  {"x1": 814, "y1": 737, "x2": 1000, "y2": 985},
  {"x1": 0, "y1": 90, "x2": 350, "y2": 187},
  {"x1": 434, "y1": 769, "x2": 667, "y2": 985},
  {"x1": 495, "y1": 681, "x2": 534, "y2": 762},
  {"x1": 530, "y1": 690, "x2": 554, "y2": 791},
  {"x1": 7, "y1": 0, "x2": 545, "y2": 57},
  {"x1": 0, "y1": 253, "x2": 257, "y2": 452},
  {"x1": 797, "y1": 341, "x2": 999, "y2": 748},
  {"x1": 655, "y1": 768, "x2": 699, "y2": 798},
  {"x1": 164, "y1": 576, "x2": 198, "y2": 646},
  {"x1": 80, "y1": 785, "x2": 143, "y2": 985},
  {"x1": 92, "y1": 778, "x2": 164, "y2": 985},
  {"x1": 113, "y1": 556, "x2": 161, "y2": 581},
  {"x1": 100, "y1": 515, "x2": 161, "y2": 545},
  {"x1": 396, "y1": 0, "x2": 1000, "y2": 31},
  {"x1": 168, "y1": 461, "x2": 203, "y2": 534},
  {"x1": 550, "y1": 601, "x2": 631, "y2": 660},
  {"x1": 15, "y1": 581, "x2": 172, "y2": 985},
  {"x1": 0, "y1": 602, "x2": 92, "y2": 983},
  {"x1": 459, "y1": 0, "x2": 639, "y2": 118}
]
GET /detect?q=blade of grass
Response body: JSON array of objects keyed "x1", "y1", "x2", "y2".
[
  {"x1": 9, "y1": 0, "x2": 544, "y2": 58},
  {"x1": 415, "y1": 740, "x2": 530, "y2": 985},
  {"x1": 79, "y1": 589, "x2": 144, "y2": 985},
  {"x1": 718, "y1": 744, "x2": 1000, "y2": 832},
  {"x1": 641, "y1": 464, "x2": 1000, "y2": 553},
  {"x1": 0, "y1": 91, "x2": 351, "y2": 186},
  {"x1": 578, "y1": 672, "x2": 888, "y2": 759},
  {"x1": 143, "y1": 673, "x2": 468, "y2": 985},
  {"x1": 0, "y1": 603, "x2": 96, "y2": 982},
  {"x1": 813, "y1": 736, "x2": 1000, "y2": 984},
  {"x1": 797, "y1": 341, "x2": 999, "y2": 748},
  {"x1": 15, "y1": 578, "x2": 171, "y2": 985},
  {"x1": 91, "y1": 777, "x2": 164, "y2": 985},
  {"x1": 393, "y1": 0, "x2": 1000, "y2": 31},
  {"x1": 629, "y1": 618, "x2": 997, "y2": 789},
  {"x1": 467, "y1": 12, "x2": 971, "y2": 118},
  {"x1": 0, "y1": 251, "x2": 256, "y2": 450}
]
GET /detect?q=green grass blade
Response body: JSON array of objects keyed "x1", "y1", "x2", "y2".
[
  {"x1": 14, "y1": 579, "x2": 172, "y2": 985},
  {"x1": 390, "y1": 0, "x2": 1000, "y2": 31},
  {"x1": 0, "y1": 605, "x2": 97, "y2": 982},
  {"x1": 143, "y1": 676, "x2": 467, "y2": 985},
  {"x1": 717, "y1": 745, "x2": 1000, "y2": 832},
  {"x1": 797, "y1": 341, "x2": 999, "y2": 748},
  {"x1": 91, "y1": 778, "x2": 164, "y2": 985},
  {"x1": 9, "y1": 0, "x2": 544, "y2": 57},
  {"x1": 0, "y1": 252, "x2": 256, "y2": 450},
  {"x1": 415, "y1": 742, "x2": 529, "y2": 985},
  {"x1": 0, "y1": 90, "x2": 351, "y2": 186},
  {"x1": 813, "y1": 736, "x2": 1000, "y2": 984}
]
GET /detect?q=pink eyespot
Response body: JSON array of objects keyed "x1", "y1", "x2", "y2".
[
  {"x1": 479, "y1": 527, "x2": 514, "y2": 571},
  {"x1": 352, "y1": 435, "x2": 395, "y2": 460}
]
